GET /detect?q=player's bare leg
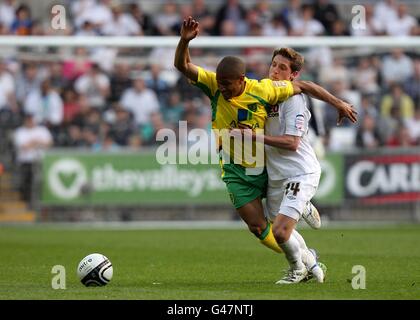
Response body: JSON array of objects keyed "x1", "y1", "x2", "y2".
[{"x1": 236, "y1": 197, "x2": 282, "y2": 253}]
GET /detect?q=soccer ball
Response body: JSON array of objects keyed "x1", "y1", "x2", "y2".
[{"x1": 77, "y1": 253, "x2": 113, "y2": 287}]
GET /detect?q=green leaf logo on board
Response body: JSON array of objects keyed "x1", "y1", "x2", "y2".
[{"x1": 48, "y1": 159, "x2": 88, "y2": 199}]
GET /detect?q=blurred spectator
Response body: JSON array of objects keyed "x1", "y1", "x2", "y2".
[
  {"x1": 60, "y1": 124, "x2": 85, "y2": 147},
  {"x1": 86, "y1": 0, "x2": 113, "y2": 33},
  {"x1": 62, "y1": 47, "x2": 93, "y2": 82},
  {"x1": 75, "y1": 20, "x2": 99, "y2": 36},
  {"x1": 351, "y1": 57, "x2": 379, "y2": 95},
  {"x1": 386, "y1": 123, "x2": 416, "y2": 147},
  {"x1": 290, "y1": 4, "x2": 325, "y2": 36},
  {"x1": 385, "y1": 3, "x2": 418, "y2": 36},
  {"x1": 244, "y1": 8, "x2": 264, "y2": 36},
  {"x1": 403, "y1": 58, "x2": 420, "y2": 106},
  {"x1": 254, "y1": 0, "x2": 273, "y2": 26},
  {"x1": 175, "y1": 74, "x2": 203, "y2": 101},
  {"x1": 74, "y1": 63, "x2": 110, "y2": 109},
  {"x1": 214, "y1": 0, "x2": 247, "y2": 36},
  {"x1": 120, "y1": 77, "x2": 160, "y2": 127},
  {"x1": 377, "y1": 105, "x2": 401, "y2": 144},
  {"x1": 92, "y1": 133, "x2": 119, "y2": 152},
  {"x1": 355, "y1": 114, "x2": 382, "y2": 149},
  {"x1": 109, "y1": 106, "x2": 136, "y2": 146},
  {"x1": 192, "y1": 0, "x2": 215, "y2": 35},
  {"x1": 318, "y1": 57, "x2": 350, "y2": 87},
  {"x1": 10, "y1": 4, "x2": 32, "y2": 35},
  {"x1": 374, "y1": 0, "x2": 398, "y2": 34},
  {"x1": 163, "y1": 91, "x2": 185, "y2": 127},
  {"x1": 219, "y1": 19, "x2": 237, "y2": 36},
  {"x1": 380, "y1": 83, "x2": 414, "y2": 120},
  {"x1": 405, "y1": 106, "x2": 420, "y2": 144},
  {"x1": 145, "y1": 63, "x2": 171, "y2": 106},
  {"x1": 71, "y1": 94, "x2": 91, "y2": 129},
  {"x1": 128, "y1": 134, "x2": 142, "y2": 151},
  {"x1": 263, "y1": 14, "x2": 289, "y2": 37},
  {"x1": 141, "y1": 111, "x2": 166, "y2": 146},
  {"x1": 359, "y1": 94, "x2": 379, "y2": 121},
  {"x1": 109, "y1": 62, "x2": 132, "y2": 103},
  {"x1": 330, "y1": 19, "x2": 350, "y2": 36},
  {"x1": 128, "y1": 2, "x2": 153, "y2": 35},
  {"x1": 0, "y1": 60, "x2": 17, "y2": 111},
  {"x1": 179, "y1": 3, "x2": 193, "y2": 23},
  {"x1": 0, "y1": 0, "x2": 16, "y2": 31},
  {"x1": 71, "y1": 0, "x2": 97, "y2": 29},
  {"x1": 62, "y1": 88, "x2": 80, "y2": 124},
  {"x1": 83, "y1": 107, "x2": 102, "y2": 134},
  {"x1": 13, "y1": 113, "x2": 52, "y2": 204},
  {"x1": 82, "y1": 127, "x2": 99, "y2": 148},
  {"x1": 313, "y1": 0, "x2": 340, "y2": 35},
  {"x1": 24, "y1": 79, "x2": 63, "y2": 127},
  {"x1": 47, "y1": 61, "x2": 68, "y2": 93},
  {"x1": 281, "y1": 0, "x2": 302, "y2": 29},
  {"x1": 153, "y1": 1, "x2": 180, "y2": 36},
  {"x1": 101, "y1": 3, "x2": 141, "y2": 36},
  {"x1": 381, "y1": 49, "x2": 413, "y2": 87},
  {"x1": 305, "y1": 46, "x2": 333, "y2": 72},
  {"x1": 148, "y1": 46, "x2": 177, "y2": 71}
]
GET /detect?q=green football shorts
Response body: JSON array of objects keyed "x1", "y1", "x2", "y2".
[{"x1": 220, "y1": 160, "x2": 268, "y2": 209}]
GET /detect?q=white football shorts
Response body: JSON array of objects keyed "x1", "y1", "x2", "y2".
[{"x1": 264, "y1": 172, "x2": 321, "y2": 222}]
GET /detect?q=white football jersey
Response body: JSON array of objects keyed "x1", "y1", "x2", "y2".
[{"x1": 265, "y1": 94, "x2": 321, "y2": 180}]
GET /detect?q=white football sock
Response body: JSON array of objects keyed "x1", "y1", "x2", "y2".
[
  {"x1": 292, "y1": 229, "x2": 308, "y2": 251},
  {"x1": 279, "y1": 235, "x2": 305, "y2": 270},
  {"x1": 292, "y1": 230, "x2": 317, "y2": 270}
]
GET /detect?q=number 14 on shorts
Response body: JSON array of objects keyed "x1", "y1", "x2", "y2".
[{"x1": 285, "y1": 182, "x2": 301, "y2": 197}]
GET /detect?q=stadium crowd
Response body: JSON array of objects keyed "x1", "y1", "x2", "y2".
[{"x1": 0, "y1": 0, "x2": 419, "y2": 163}]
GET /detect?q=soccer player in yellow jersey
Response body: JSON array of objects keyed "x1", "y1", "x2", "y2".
[{"x1": 174, "y1": 17, "x2": 357, "y2": 262}]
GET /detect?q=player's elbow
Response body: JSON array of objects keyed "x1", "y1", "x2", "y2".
[{"x1": 174, "y1": 61, "x2": 185, "y2": 72}]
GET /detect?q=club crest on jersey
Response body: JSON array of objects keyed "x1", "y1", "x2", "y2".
[
  {"x1": 247, "y1": 103, "x2": 258, "y2": 112},
  {"x1": 295, "y1": 114, "x2": 305, "y2": 131}
]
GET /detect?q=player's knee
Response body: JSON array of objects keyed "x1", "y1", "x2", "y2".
[
  {"x1": 272, "y1": 225, "x2": 291, "y2": 244},
  {"x1": 247, "y1": 221, "x2": 266, "y2": 238}
]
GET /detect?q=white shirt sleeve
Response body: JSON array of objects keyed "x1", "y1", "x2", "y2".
[{"x1": 283, "y1": 95, "x2": 308, "y2": 137}]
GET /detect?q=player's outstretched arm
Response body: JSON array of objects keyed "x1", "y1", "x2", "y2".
[
  {"x1": 230, "y1": 124, "x2": 300, "y2": 151},
  {"x1": 291, "y1": 80, "x2": 358, "y2": 125},
  {"x1": 174, "y1": 16, "x2": 199, "y2": 82}
]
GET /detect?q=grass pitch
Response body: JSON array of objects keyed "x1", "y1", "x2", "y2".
[{"x1": 0, "y1": 223, "x2": 419, "y2": 300}]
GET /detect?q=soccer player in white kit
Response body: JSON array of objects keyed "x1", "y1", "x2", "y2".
[{"x1": 264, "y1": 48, "x2": 332, "y2": 284}]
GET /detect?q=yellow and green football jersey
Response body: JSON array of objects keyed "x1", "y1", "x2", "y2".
[{"x1": 193, "y1": 66, "x2": 294, "y2": 167}]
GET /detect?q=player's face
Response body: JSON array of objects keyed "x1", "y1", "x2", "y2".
[
  {"x1": 269, "y1": 55, "x2": 294, "y2": 81},
  {"x1": 216, "y1": 75, "x2": 244, "y2": 100}
]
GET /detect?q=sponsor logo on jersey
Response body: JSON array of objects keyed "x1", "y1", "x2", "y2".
[
  {"x1": 267, "y1": 104, "x2": 279, "y2": 118},
  {"x1": 272, "y1": 80, "x2": 288, "y2": 87}
]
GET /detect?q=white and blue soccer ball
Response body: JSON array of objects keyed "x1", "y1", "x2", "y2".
[{"x1": 77, "y1": 253, "x2": 113, "y2": 287}]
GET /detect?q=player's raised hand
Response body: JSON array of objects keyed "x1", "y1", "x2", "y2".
[
  {"x1": 337, "y1": 101, "x2": 358, "y2": 125},
  {"x1": 181, "y1": 16, "x2": 199, "y2": 41}
]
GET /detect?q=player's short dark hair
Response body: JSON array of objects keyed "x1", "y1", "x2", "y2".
[
  {"x1": 271, "y1": 48, "x2": 304, "y2": 73},
  {"x1": 216, "y1": 56, "x2": 246, "y2": 79}
]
